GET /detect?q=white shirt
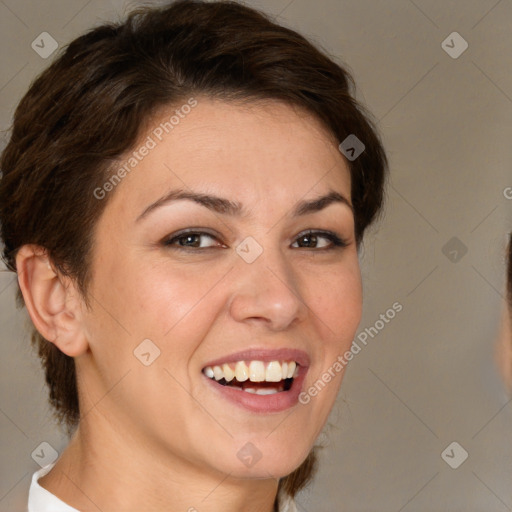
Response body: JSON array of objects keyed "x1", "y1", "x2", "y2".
[
  {"x1": 28, "y1": 463, "x2": 78, "y2": 512},
  {"x1": 28, "y1": 462, "x2": 298, "y2": 512}
]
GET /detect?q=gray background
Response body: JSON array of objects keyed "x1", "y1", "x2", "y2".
[{"x1": 1, "y1": 0, "x2": 511, "y2": 510}]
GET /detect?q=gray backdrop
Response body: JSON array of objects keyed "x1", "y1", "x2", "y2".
[{"x1": 1, "y1": 1, "x2": 511, "y2": 511}]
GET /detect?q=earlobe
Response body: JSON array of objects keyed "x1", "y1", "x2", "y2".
[{"x1": 15, "y1": 245, "x2": 89, "y2": 357}]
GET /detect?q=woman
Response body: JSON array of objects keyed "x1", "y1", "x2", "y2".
[{"x1": 0, "y1": 1, "x2": 387, "y2": 511}]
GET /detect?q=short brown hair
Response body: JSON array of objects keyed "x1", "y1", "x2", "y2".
[{"x1": 0, "y1": 0, "x2": 387, "y2": 506}]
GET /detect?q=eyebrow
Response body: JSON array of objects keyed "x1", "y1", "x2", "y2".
[{"x1": 136, "y1": 188, "x2": 353, "y2": 222}]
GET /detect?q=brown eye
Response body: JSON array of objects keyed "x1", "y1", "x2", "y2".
[
  {"x1": 163, "y1": 230, "x2": 223, "y2": 250},
  {"x1": 292, "y1": 230, "x2": 348, "y2": 250}
]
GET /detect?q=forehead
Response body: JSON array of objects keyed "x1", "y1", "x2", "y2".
[{"x1": 103, "y1": 97, "x2": 351, "y2": 221}]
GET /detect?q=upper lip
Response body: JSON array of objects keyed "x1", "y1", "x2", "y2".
[{"x1": 202, "y1": 348, "x2": 310, "y2": 369}]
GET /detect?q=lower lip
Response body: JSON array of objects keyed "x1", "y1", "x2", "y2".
[{"x1": 203, "y1": 367, "x2": 308, "y2": 413}]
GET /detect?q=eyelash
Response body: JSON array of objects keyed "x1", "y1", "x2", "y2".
[{"x1": 162, "y1": 229, "x2": 349, "y2": 251}]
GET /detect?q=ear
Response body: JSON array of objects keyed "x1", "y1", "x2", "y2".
[{"x1": 15, "y1": 245, "x2": 89, "y2": 357}]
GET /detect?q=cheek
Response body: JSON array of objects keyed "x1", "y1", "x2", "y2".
[
  {"x1": 305, "y1": 257, "x2": 363, "y2": 345},
  {"x1": 286, "y1": 263, "x2": 362, "y2": 449},
  {"x1": 99, "y1": 255, "x2": 217, "y2": 336},
  {"x1": 114, "y1": 260, "x2": 231, "y2": 371}
]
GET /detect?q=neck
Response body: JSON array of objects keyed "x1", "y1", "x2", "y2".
[{"x1": 38, "y1": 419, "x2": 280, "y2": 512}]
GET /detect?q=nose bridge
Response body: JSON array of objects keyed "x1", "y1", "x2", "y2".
[{"x1": 228, "y1": 233, "x2": 306, "y2": 329}]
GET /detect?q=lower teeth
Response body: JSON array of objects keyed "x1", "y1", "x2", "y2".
[
  {"x1": 206, "y1": 375, "x2": 293, "y2": 393},
  {"x1": 243, "y1": 387, "x2": 282, "y2": 395}
]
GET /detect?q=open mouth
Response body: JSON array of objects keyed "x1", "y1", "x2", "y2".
[{"x1": 202, "y1": 360, "x2": 299, "y2": 395}]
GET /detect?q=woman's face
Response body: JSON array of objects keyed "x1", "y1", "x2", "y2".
[{"x1": 78, "y1": 97, "x2": 362, "y2": 479}]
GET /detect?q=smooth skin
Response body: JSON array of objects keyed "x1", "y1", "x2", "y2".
[
  {"x1": 497, "y1": 293, "x2": 512, "y2": 391},
  {"x1": 17, "y1": 97, "x2": 362, "y2": 512}
]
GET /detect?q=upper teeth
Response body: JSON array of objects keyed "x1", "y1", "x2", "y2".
[{"x1": 204, "y1": 360, "x2": 298, "y2": 382}]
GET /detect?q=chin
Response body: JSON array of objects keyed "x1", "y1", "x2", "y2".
[{"x1": 208, "y1": 436, "x2": 314, "y2": 480}]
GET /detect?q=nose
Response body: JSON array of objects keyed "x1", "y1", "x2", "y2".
[{"x1": 227, "y1": 238, "x2": 308, "y2": 331}]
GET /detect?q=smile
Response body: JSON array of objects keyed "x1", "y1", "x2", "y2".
[{"x1": 203, "y1": 360, "x2": 299, "y2": 395}]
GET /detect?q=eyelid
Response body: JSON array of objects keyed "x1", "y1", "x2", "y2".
[
  {"x1": 291, "y1": 229, "x2": 349, "y2": 249},
  {"x1": 162, "y1": 228, "x2": 224, "y2": 248},
  {"x1": 162, "y1": 228, "x2": 349, "y2": 251}
]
